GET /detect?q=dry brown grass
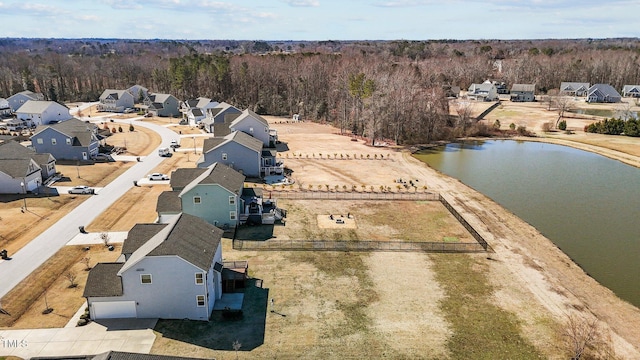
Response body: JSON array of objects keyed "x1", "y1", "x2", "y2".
[
  {"x1": 55, "y1": 161, "x2": 134, "y2": 188},
  {"x1": 6, "y1": 244, "x2": 122, "y2": 329},
  {"x1": 0, "y1": 196, "x2": 82, "y2": 255},
  {"x1": 99, "y1": 123, "x2": 162, "y2": 156}
]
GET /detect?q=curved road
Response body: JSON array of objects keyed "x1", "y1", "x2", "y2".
[{"x1": 0, "y1": 111, "x2": 179, "y2": 299}]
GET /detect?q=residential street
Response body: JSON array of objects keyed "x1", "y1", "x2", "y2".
[{"x1": 0, "y1": 112, "x2": 178, "y2": 299}]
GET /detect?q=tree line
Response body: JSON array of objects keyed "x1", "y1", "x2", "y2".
[{"x1": 1, "y1": 38, "x2": 640, "y2": 144}]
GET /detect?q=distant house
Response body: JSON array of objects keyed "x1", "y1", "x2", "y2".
[
  {"x1": 84, "y1": 213, "x2": 224, "y2": 321},
  {"x1": 442, "y1": 85, "x2": 461, "y2": 98},
  {"x1": 181, "y1": 97, "x2": 219, "y2": 127},
  {"x1": 144, "y1": 93, "x2": 181, "y2": 117},
  {"x1": 0, "y1": 142, "x2": 44, "y2": 194},
  {"x1": 467, "y1": 82, "x2": 498, "y2": 101},
  {"x1": 510, "y1": 84, "x2": 536, "y2": 102},
  {"x1": 587, "y1": 84, "x2": 622, "y2": 103},
  {"x1": 158, "y1": 163, "x2": 245, "y2": 228},
  {"x1": 197, "y1": 131, "x2": 282, "y2": 178},
  {"x1": 15, "y1": 100, "x2": 71, "y2": 127},
  {"x1": 31, "y1": 118, "x2": 100, "y2": 161},
  {"x1": 229, "y1": 109, "x2": 278, "y2": 147},
  {"x1": 622, "y1": 85, "x2": 640, "y2": 98},
  {"x1": 200, "y1": 102, "x2": 241, "y2": 134},
  {"x1": 560, "y1": 82, "x2": 590, "y2": 97},
  {"x1": 6, "y1": 90, "x2": 44, "y2": 112},
  {"x1": 127, "y1": 84, "x2": 149, "y2": 103},
  {"x1": 0, "y1": 98, "x2": 11, "y2": 116},
  {"x1": 97, "y1": 89, "x2": 135, "y2": 113}
]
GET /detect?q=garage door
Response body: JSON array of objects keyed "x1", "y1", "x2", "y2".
[{"x1": 92, "y1": 301, "x2": 137, "y2": 319}]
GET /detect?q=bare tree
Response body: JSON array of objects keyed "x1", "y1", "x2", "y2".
[
  {"x1": 100, "y1": 232, "x2": 110, "y2": 247},
  {"x1": 553, "y1": 95, "x2": 573, "y2": 128},
  {"x1": 65, "y1": 271, "x2": 78, "y2": 288},
  {"x1": 562, "y1": 312, "x2": 615, "y2": 360},
  {"x1": 454, "y1": 99, "x2": 474, "y2": 131},
  {"x1": 81, "y1": 256, "x2": 92, "y2": 271},
  {"x1": 233, "y1": 340, "x2": 242, "y2": 360}
]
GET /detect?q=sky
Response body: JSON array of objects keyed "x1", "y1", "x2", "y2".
[{"x1": 0, "y1": 0, "x2": 639, "y2": 40}]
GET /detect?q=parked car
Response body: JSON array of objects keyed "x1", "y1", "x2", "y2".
[
  {"x1": 124, "y1": 108, "x2": 135, "y2": 113},
  {"x1": 158, "y1": 147, "x2": 172, "y2": 157},
  {"x1": 170, "y1": 140, "x2": 180, "y2": 148},
  {"x1": 94, "y1": 153, "x2": 115, "y2": 163},
  {"x1": 68, "y1": 185, "x2": 95, "y2": 194},
  {"x1": 148, "y1": 173, "x2": 170, "y2": 181}
]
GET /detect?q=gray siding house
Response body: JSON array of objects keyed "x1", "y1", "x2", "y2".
[
  {"x1": 31, "y1": 118, "x2": 100, "y2": 161},
  {"x1": 144, "y1": 93, "x2": 181, "y2": 117},
  {"x1": 97, "y1": 89, "x2": 135, "y2": 113},
  {"x1": 83, "y1": 213, "x2": 224, "y2": 321},
  {"x1": 0, "y1": 141, "x2": 56, "y2": 185},
  {"x1": 229, "y1": 109, "x2": 278, "y2": 147},
  {"x1": 200, "y1": 102, "x2": 241, "y2": 134},
  {"x1": 197, "y1": 131, "x2": 263, "y2": 178},
  {"x1": 587, "y1": 84, "x2": 622, "y2": 103},
  {"x1": 127, "y1": 84, "x2": 149, "y2": 103},
  {"x1": 158, "y1": 163, "x2": 246, "y2": 228},
  {"x1": 15, "y1": 100, "x2": 71, "y2": 127},
  {"x1": 6, "y1": 90, "x2": 44, "y2": 112},
  {"x1": 560, "y1": 82, "x2": 590, "y2": 97},
  {"x1": 622, "y1": 85, "x2": 640, "y2": 98},
  {"x1": 0, "y1": 98, "x2": 10, "y2": 116},
  {"x1": 467, "y1": 82, "x2": 498, "y2": 101},
  {"x1": 510, "y1": 84, "x2": 536, "y2": 102},
  {"x1": 181, "y1": 97, "x2": 220, "y2": 127},
  {"x1": 0, "y1": 142, "x2": 44, "y2": 194}
]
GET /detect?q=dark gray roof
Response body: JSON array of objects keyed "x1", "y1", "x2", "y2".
[
  {"x1": 199, "y1": 162, "x2": 245, "y2": 193},
  {"x1": 83, "y1": 263, "x2": 124, "y2": 297},
  {"x1": 0, "y1": 140, "x2": 36, "y2": 159},
  {"x1": 229, "y1": 131, "x2": 263, "y2": 153},
  {"x1": 191, "y1": 108, "x2": 203, "y2": 117},
  {"x1": 148, "y1": 213, "x2": 224, "y2": 270},
  {"x1": 147, "y1": 93, "x2": 175, "y2": 103},
  {"x1": 0, "y1": 159, "x2": 33, "y2": 177},
  {"x1": 122, "y1": 223, "x2": 167, "y2": 255},
  {"x1": 242, "y1": 187, "x2": 263, "y2": 198},
  {"x1": 213, "y1": 123, "x2": 231, "y2": 137},
  {"x1": 170, "y1": 168, "x2": 208, "y2": 190},
  {"x1": 231, "y1": 109, "x2": 269, "y2": 128},
  {"x1": 32, "y1": 118, "x2": 97, "y2": 147},
  {"x1": 511, "y1": 84, "x2": 535, "y2": 92},
  {"x1": 202, "y1": 137, "x2": 226, "y2": 153},
  {"x1": 588, "y1": 84, "x2": 622, "y2": 98},
  {"x1": 100, "y1": 89, "x2": 129, "y2": 101},
  {"x1": 156, "y1": 190, "x2": 182, "y2": 214}
]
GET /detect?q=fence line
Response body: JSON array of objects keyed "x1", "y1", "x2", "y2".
[
  {"x1": 233, "y1": 239, "x2": 486, "y2": 253},
  {"x1": 265, "y1": 191, "x2": 440, "y2": 201},
  {"x1": 438, "y1": 194, "x2": 490, "y2": 251}
]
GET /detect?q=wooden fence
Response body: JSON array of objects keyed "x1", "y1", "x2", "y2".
[
  {"x1": 267, "y1": 191, "x2": 440, "y2": 201},
  {"x1": 233, "y1": 239, "x2": 486, "y2": 253},
  {"x1": 438, "y1": 194, "x2": 490, "y2": 251}
]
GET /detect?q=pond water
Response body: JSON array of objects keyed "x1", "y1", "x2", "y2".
[
  {"x1": 568, "y1": 108, "x2": 638, "y2": 119},
  {"x1": 415, "y1": 140, "x2": 640, "y2": 307}
]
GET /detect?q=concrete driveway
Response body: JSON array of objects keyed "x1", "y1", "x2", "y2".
[{"x1": 0, "y1": 319, "x2": 157, "y2": 358}]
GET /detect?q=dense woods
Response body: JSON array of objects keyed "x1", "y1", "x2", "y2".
[{"x1": 1, "y1": 38, "x2": 640, "y2": 144}]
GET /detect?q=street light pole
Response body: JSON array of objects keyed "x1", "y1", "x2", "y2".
[
  {"x1": 20, "y1": 180, "x2": 27, "y2": 211},
  {"x1": 193, "y1": 136, "x2": 196, "y2": 154}
]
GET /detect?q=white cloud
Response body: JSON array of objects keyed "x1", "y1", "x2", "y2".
[{"x1": 283, "y1": 0, "x2": 320, "y2": 7}]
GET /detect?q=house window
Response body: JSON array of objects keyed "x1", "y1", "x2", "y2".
[
  {"x1": 230, "y1": 211, "x2": 237, "y2": 221},
  {"x1": 222, "y1": 153, "x2": 227, "y2": 160},
  {"x1": 249, "y1": 127, "x2": 254, "y2": 133},
  {"x1": 195, "y1": 273, "x2": 204, "y2": 285},
  {"x1": 229, "y1": 196, "x2": 235, "y2": 205},
  {"x1": 37, "y1": 138, "x2": 43, "y2": 144},
  {"x1": 264, "y1": 127, "x2": 268, "y2": 133},
  {"x1": 51, "y1": 138, "x2": 57, "y2": 145},
  {"x1": 66, "y1": 138, "x2": 71, "y2": 145},
  {"x1": 196, "y1": 295, "x2": 205, "y2": 307},
  {"x1": 141, "y1": 274, "x2": 152, "y2": 284},
  {"x1": 194, "y1": 196, "x2": 201, "y2": 204}
]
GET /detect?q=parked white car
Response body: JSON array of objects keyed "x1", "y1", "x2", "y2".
[
  {"x1": 68, "y1": 185, "x2": 95, "y2": 194},
  {"x1": 148, "y1": 173, "x2": 170, "y2": 181}
]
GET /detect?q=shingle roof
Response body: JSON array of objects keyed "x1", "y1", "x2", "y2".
[
  {"x1": 83, "y1": 263, "x2": 124, "y2": 297},
  {"x1": 31, "y1": 350, "x2": 208, "y2": 360},
  {"x1": 148, "y1": 93, "x2": 175, "y2": 103},
  {"x1": 588, "y1": 84, "x2": 621, "y2": 99},
  {"x1": 511, "y1": 84, "x2": 535, "y2": 92},
  {"x1": 202, "y1": 137, "x2": 226, "y2": 153},
  {"x1": 180, "y1": 162, "x2": 245, "y2": 197},
  {"x1": 156, "y1": 190, "x2": 182, "y2": 214},
  {"x1": 100, "y1": 89, "x2": 129, "y2": 101},
  {"x1": 0, "y1": 159, "x2": 34, "y2": 178},
  {"x1": 213, "y1": 123, "x2": 231, "y2": 137},
  {"x1": 122, "y1": 223, "x2": 167, "y2": 255},
  {"x1": 191, "y1": 108, "x2": 203, "y2": 117},
  {"x1": 0, "y1": 141, "x2": 36, "y2": 159},
  {"x1": 148, "y1": 214, "x2": 223, "y2": 270},
  {"x1": 560, "y1": 82, "x2": 590, "y2": 91},
  {"x1": 15, "y1": 100, "x2": 69, "y2": 115},
  {"x1": 230, "y1": 109, "x2": 269, "y2": 128},
  {"x1": 32, "y1": 118, "x2": 96, "y2": 147},
  {"x1": 170, "y1": 168, "x2": 208, "y2": 190},
  {"x1": 229, "y1": 131, "x2": 263, "y2": 153}
]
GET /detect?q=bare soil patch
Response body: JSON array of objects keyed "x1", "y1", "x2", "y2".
[
  {"x1": 55, "y1": 161, "x2": 133, "y2": 188},
  {"x1": 99, "y1": 125, "x2": 162, "y2": 156},
  {"x1": 317, "y1": 214, "x2": 357, "y2": 229}
]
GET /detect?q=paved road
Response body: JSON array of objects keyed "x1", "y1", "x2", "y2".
[{"x1": 0, "y1": 116, "x2": 178, "y2": 299}]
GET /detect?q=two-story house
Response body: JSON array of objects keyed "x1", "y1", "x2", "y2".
[
  {"x1": 157, "y1": 162, "x2": 245, "y2": 228},
  {"x1": 510, "y1": 84, "x2": 536, "y2": 102},
  {"x1": 6, "y1": 90, "x2": 44, "y2": 112},
  {"x1": 181, "y1": 97, "x2": 220, "y2": 127},
  {"x1": 83, "y1": 213, "x2": 224, "y2": 321},
  {"x1": 467, "y1": 82, "x2": 498, "y2": 101},
  {"x1": 200, "y1": 102, "x2": 241, "y2": 134},
  {"x1": 0, "y1": 141, "x2": 46, "y2": 194},
  {"x1": 31, "y1": 118, "x2": 100, "y2": 161},
  {"x1": 15, "y1": 100, "x2": 71, "y2": 127},
  {"x1": 196, "y1": 131, "x2": 265, "y2": 178},
  {"x1": 97, "y1": 89, "x2": 135, "y2": 113},
  {"x1": 144, "y1": 93, "x2": 181, "y2": 117},
  {"x1": 229, "y1": 109, "x2": 278, "y2": 148}
]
